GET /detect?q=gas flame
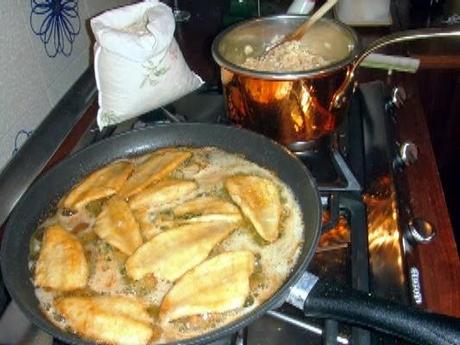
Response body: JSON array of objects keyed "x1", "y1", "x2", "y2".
[{"x1": 319, "y1": 214, "x2": 350, "y2": 248}]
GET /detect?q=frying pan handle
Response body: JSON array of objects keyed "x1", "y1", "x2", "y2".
[{"x1": 303, "y1": 278, "x2": 460, "y2": 345}]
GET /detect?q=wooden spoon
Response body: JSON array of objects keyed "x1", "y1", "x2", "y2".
[{"x1": 266, "y1": 0, "x2": 338, "y2": 53}]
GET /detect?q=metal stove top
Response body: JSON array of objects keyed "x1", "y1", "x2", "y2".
[{"x1": 0, "y1": 81, "x2": 414, "y2": 345}]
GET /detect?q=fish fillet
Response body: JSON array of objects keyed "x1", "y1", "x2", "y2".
[
  {"x1": 63, "y1": 161, "x2": 133, "y2": 210},
  {"x1": 126, "y1": 222, "x2": 239, "y2": 281},
  {"x1": 133, "y1": 211, "x2": 240, "y2": 242},
  {"x1": 160, "y1": 251, "x2": 255, "y2": 322},
  {"x1": 225, "y1": 175, "x2": 281, "y2": 242},
  {"x1": 133, "y1": 197, "x2": 242, "y2": 241},
  {"x1": 93, "y1": 196, "x2": 143, "y2": 255},
  {"x1": 34, "y1": 224, "x2": 88, "y2": 290},
  {"x1": 173, "y1": 196, "x2": 241, "y2": 218},
  {"x1": 129, "y1": 179, "x2": 198, "y2": 211},
  {"x1": 119, "y1": 151, "x2": 191, "y2": 198},
  {"x1": 55, "y1": 296, "x2": 154, "y2": 345}
]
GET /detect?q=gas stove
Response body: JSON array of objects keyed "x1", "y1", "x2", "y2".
[{"x1": 0, "y1": 80, "x2": 428, "y2": 345}]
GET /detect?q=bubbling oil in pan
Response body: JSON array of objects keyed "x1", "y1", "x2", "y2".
[{"x1": 28, "y1": 147, "x2": 305, "y2": 344}]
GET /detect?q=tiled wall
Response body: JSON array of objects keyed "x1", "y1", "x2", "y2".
[{"x1": 0, "y1": 0, "x2": 134, "y2": 171}]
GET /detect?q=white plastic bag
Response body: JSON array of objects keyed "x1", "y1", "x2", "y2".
[{"x1": 91, "y1": 0, "x2": 203, "y2": 129}]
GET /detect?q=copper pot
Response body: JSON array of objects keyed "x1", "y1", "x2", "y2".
[{"x1": 211, "y1": 15, "x2": 460, "y2": 148}]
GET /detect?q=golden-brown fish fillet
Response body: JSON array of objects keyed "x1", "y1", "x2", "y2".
[
  {"x1": 133, "y1": 197, "x2": 242, "y2": 241},
  {"x1": 34, "y1": 224, "x2": 88, "y2": 290},
  {"x1": 93, "y1": 196, "x2": 143, "y2": 255},
  {"x1": 225, "y1": 175, "x2": 281, "y2": 242},
  {"x1": 133, "y1": 212, "x2": 238, "y2": 242},
  {"x1": 129, "y1": 179, "x2": 198, "y2": 211},
  {"x1": 63, "y1": 161, "x2": 133, "y2": 210},
  {"x1": 55, "y1": 296, "x2": 154, "y2": 345},
  {"x1": 160, "y1": 251, "x2": 255, "y2": 322},
  {"x1": 126, "y1": 222, "x2": 239, "y2": 281},
  {"x1": 173, "y1": 196, "x2": 241, "y2": 218},
  {"x1": 139, "y1": 217, "x2": 240, "y2": 242},
  {"x1": 119, "y1": 151, "x2": 191, "y2": 198}
]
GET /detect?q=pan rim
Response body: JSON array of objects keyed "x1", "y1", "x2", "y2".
[{"x1": 0, "y1": 123, "x2": 321, "y2": 345}]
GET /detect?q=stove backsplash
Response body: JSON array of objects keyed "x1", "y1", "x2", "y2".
[{"x1": 0, "y1": 0, "x2": 135, "y2": 171}]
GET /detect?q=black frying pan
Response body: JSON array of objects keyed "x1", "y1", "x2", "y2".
[{"x1": 1, "y1": 124, "x2": 459, "y2": 345}]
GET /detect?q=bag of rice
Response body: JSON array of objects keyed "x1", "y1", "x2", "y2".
[{"x1": 91, "y1": 0, "x2": 203, "y2": 129}]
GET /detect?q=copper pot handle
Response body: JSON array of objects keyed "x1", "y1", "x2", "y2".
[{"x1": 331, "y1": 27, "x2": 460, "y2": 110}]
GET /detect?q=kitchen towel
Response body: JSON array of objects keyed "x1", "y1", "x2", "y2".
[{"x1": 91, "y1": 0, "x2": 203, "y2": 129}]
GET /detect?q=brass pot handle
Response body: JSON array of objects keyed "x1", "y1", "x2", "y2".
[{"x1": 331, "y1": 27, "x2": 460, "y2": 110}]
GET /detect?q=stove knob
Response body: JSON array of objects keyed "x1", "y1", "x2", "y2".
[
  {"x1": 399, "y1": 141, "x2": 419, "y2": 166},
  {"x1": 406, "y1": 218, "x2": 436, "y2": 244},
  {"x1": 390, "y1": 86, "x2": 407, "y2": 109},
  {"x1": 386, "y1": 86, "x2": 407, "y2": 113}
]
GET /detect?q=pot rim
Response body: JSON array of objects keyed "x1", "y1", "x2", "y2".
[{"x1": 211, "y1": 14, "x2": 361, "y2": 80}]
